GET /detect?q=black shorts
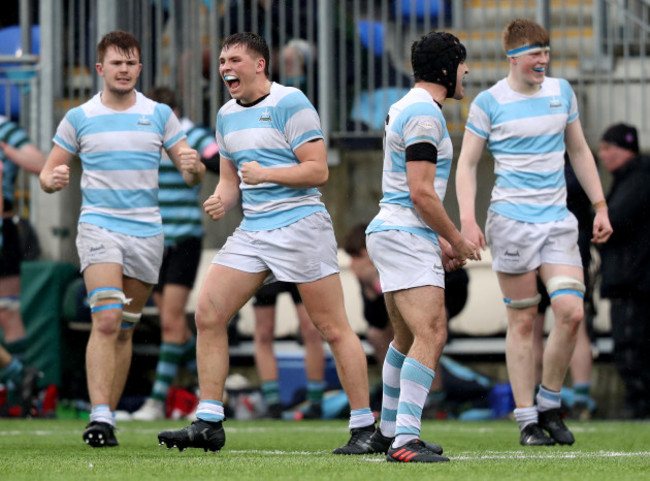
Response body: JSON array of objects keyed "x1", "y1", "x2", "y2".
[
  {"x1": 153, "y1": 236, "x2": 202, "y2": 292},
  {"x1": 253, "y1": 281, "x2": 302, "y2": 307},
  {"x1": 1, "y1": 217, "x2": 21, "y2": 277}
]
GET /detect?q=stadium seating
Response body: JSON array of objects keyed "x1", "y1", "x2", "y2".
[{"x1": 0, "y1": 25, "x2": 40, "y2": 118}]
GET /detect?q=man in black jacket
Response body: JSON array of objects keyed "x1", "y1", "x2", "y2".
[{"x1": 598, "y1": 123, "x2": 650, "y2": 419}]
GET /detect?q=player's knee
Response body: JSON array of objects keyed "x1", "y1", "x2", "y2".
[
  {"x1": 92, "y1": 309, "x2": 122, "y2": 336},
  {"x1": 554, "y1": 303, "x2": 584, "y2": 333},
  {"x1": 121, "y1": 310, "x2": 142, "y2": 329},
  {"x1": 546, "y1": 276, "x2": 585, "y2": 303},
  {"x1": 317, "y1": 321, "x2": 347, "y2": 345},
  {"x1": 194, "y1": 305, "x2": 227, "y2": 332},
  {"x1": 503, "y1": 293, "x2": 542, "y2": 310},
  {"x1": 508, "y1": 310, "x2": 537, "y2": 337}
]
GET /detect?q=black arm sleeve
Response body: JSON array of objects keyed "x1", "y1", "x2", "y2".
[{"x1": 405, "y1": 142, "x2": 438, "y2": 163}]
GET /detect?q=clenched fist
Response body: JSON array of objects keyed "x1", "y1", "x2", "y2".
[
  {"x1": 204, "y1": 194, "x2": 225, "y2": 221},
  {"x1": 178, "y1": 148, "x2": 202, "y2": 174}
]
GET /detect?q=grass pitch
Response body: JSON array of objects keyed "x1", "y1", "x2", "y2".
[{"x1": 0, "y1": 419, "x2": 648, "y2": 481}]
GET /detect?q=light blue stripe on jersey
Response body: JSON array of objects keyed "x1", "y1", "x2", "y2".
[
  {"x1": 186, "y1": 126, "x2": 215, "y2": 153},
  {"x1": 435, "y1": 157, "x2": 451, "y2": 179},
  {"x1": 83, "y1": 188, "x2": 159, "y2": 208},
  {"x1": 478, "y1": 95, "x2": 570, "y2": 124},
  {"x1": 81, "y1": 151, "x2": 160, "y2": 170},
  {"x1": 1, "y1": 117, "x2": 30, "y2": 203},
  {"x1": 240, "y1": 204, "x2": 325, "y2": 231},
  {"x1": 387, "y1": 151, "x2": 451, "y2": 179},
  {"x1": 380, "y1": 191, "x2": 413, "y2": 207},
  {"x1": 230, "y1": 148, "x2": 297, "y2": 168},
  {"x1": 158, "y1": 155, "x2": 202, "y2": 244},
  {"x1": 367, "y1": 217, "x2": 439, "y2": 244},
  {"x1": 217, "y1": 83, "x2": 325, "y2": 231},
  {"x1": 466, "y1": 121, "x2": 488, "y2": 138},
  {"x1": 243, "y1": 184, "x2": 318, "y2": 204},
  {"x1": 159, "y1": 206, "x2": 202, "y2": 220},
  {"x1": 80, "y1": 213, "x2": 162, "y2": 237},
  {"x1": 491, "y1": 203, "x2": 569, "y2": 223},
  {"x1": 466, "y1": 77, "x2": 577, "y2": 223},
  {"x1": 390, "y1": 101, "x2": 445, "y2": 133},
  {"x1": 495, "y1": 169, "x2": 565, "y2": 190},
  {"x1": 367, "y1": 88, "x2": 451, "y2": 244},
  {"x1": 489, "y1": 132, "x2": 565, "y2": 157},
  {"x1": 52, "y1": 134, "x2": 75, "y2": 152},
  {"x1": 292, "y1": 130, "x2": 322, "y2": 149},
  {"x1": 53, "y1": 91, "x2": 184, "y2": 237}
]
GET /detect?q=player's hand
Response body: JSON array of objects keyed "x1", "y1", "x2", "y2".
[
  {"x1": 460, "y1": 220, "x2": 486, "y2": 251},
  {"x1": 48, "y1": 164, "x2": 70, "y2": 191},
  {"x1": 241, "y1": 161, "x2": 266, "y2": 185},
  {"x1": 178, "y1": 148, "x2": 202, "y2": 174},
  {"x1": 452, "y1": 236, "x2": 480, "y2": 264},
  {"x1": 592, "y1": 208, "x2": 613, "y2": 244},
  {"x1": 204, "y1": 194, "x2": 225, "y2": 221}
]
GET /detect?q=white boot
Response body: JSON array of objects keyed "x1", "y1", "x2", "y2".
[{"x1": 132, "y1": 398, "x2": 165, "y2": 421}]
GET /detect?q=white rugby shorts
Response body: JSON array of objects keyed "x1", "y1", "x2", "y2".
[
  {"x1": 366, "y1": 229, "x2": 445, "y2": 293},
  {"x1": 76, "y1": 222, "x2": 164, "y2": 284},
  {"x1": 213, "y1": 211, "x2": 340, "y2": 283},
  {"x1": 485, "y1": 210, "x2": 582, "y2": 274}
]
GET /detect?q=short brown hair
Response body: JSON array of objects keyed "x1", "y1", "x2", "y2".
[
  {"x1": 222, "y1": 32, "x2": 270, "y2": 77},
  {"x1": 502, "y1": 18, "x2": 549, "y2": 55},
  {"x1": 97, "y1": 30, "x2": 141, "y2": 64}
]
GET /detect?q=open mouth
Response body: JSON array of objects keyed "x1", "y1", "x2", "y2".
[
  {"x1": 533, "y1": 67, "x2": 545, "y2": 72},
  {"x1": 224, "y1": 75, "x2": 240, "y2": 90}
]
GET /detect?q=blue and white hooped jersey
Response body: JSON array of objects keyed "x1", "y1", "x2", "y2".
[
  {"x1": 216, "y1": 82, "x2": 326, "y2": 231},
  {"x1": 1, "y1": 115, "x2": 30, "y2": 206},
  {"x1": 53, "y1": 91, "x2": 185, "y2": 237},
  {"x1": 157, "y1": 117, "x2": 208, "y2": 246},
  {"x1": 366, "y1": 87, "x2": 453, "y2": 245},
  {"x1": 466, "y1": 77, "x2": 577, "y2": 223}
]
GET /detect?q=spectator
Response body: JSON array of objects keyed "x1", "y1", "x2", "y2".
[
  {"x1": 1, "y1": 116, "x2": 46, "y2": 415},
  {"x1": 131, "y1": 86, "x2": 218, "y2": 421},
  {"x1": 598, "y1": 123, "x2": 650, "y2": 419}
]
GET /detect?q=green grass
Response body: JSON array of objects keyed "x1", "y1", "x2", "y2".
[{"x1": 0, "y1": 419, "x2": 649, "y2": 480}]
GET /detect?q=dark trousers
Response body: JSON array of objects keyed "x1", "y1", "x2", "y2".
[{"x1": 610, "y1": 297, "x2": 650, "y2": 418}]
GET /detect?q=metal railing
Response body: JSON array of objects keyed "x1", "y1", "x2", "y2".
[
  {"x1": 19, "y1": 0, "x2": 648, "y2": 145},
  {"x1": 2, "y1": 0, "x2": 648, "y2": 260}
]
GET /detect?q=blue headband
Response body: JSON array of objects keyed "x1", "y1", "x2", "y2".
[{"x1": 507, "y1": 44, "x2": 550, "y2": 57}]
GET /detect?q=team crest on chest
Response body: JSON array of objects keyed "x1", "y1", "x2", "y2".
[
  {"x1": 137, "y1": 115, "x2": 152, "y2": 126},
  {"x1": 259, "y1": 108, "x2": 272, "y2": 122},
  {"x1": 549, "y1": 97, "x2": 562, "y2": 109}
]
